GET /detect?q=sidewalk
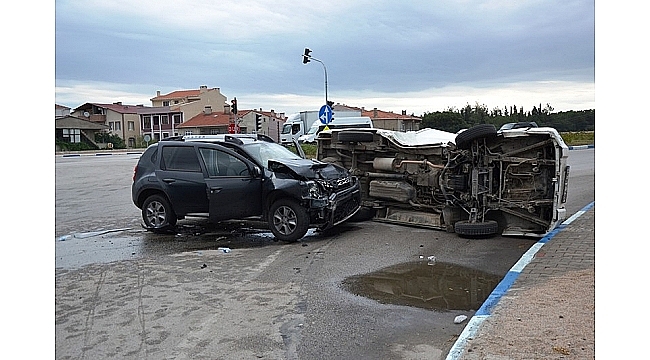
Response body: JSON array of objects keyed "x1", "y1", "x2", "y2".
[{"x1": 447, "y1": 203, "x2": 595, "y2": 359}]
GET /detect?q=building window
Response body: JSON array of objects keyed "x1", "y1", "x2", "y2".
[
  {"x1": 128, "y1": 121, "x2": 135, "y2": 131},
  {"x1": 114, "y1": 122, "x2": 121, "y2": 131},
  {"x1": 184, "y1": 130, "x2": 193, "y2": 136},
  {"x1": 143, "y1": 116, "x2": 151, "y2": 128},
  {"x1": 174, "y1": 100, "x2": 179, "y2": 104},
  {"x1": 109, "y1": 122, "x2": 113, "y2": 131},
  {"x1": 161, "y1": 115, "x2": 169, "y2": 125},
  {"x1": 210, "y1": 128, "x2": 220, "y2": 135},
  {"x1": 163, "y1": 101, "x2": 170, "y2": 106},
  {"x1": 173, "y1": 114, "x2": 182, "y2": 124},
  {"x1": 63, "y1": 128, "x2": 81, "y2": 143}
]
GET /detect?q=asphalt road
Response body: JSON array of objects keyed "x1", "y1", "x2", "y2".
[{"x1": 54, "y1": 148, "x2": 594, "y2": 359}]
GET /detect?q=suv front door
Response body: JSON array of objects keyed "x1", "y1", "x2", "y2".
[{"x1": 198, "y1": 147, "x2": 263, "y2": 222}]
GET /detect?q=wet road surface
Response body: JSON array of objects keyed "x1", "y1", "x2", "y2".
[{"x1": 54, "y1": 149, "x2": 594, "y2": 359}]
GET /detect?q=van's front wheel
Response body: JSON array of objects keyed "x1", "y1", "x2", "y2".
[{"x1": 269, "y1": 199, "x2": 309, "y2": 242}]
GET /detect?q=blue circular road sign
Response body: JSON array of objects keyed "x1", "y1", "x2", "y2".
[{"x1": 319, "y1": 104, "x2": 333, "y2": 124}]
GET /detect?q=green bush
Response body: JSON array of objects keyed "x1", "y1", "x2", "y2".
[
  {"x1": 95, "y1": 132, "x2": 126, "y2": 149},
  {"x1": 285, "y1": 144, "x2": 318, "y2": 158},
  {"x1": 56, "y1": 139, "x2": 94, "y2": 151}
]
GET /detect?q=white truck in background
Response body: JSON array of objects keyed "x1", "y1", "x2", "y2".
[
  {"x1": 280, "y1": 111, "x2": 319, "y2": 145},
  {"x1": 280, "y1": 109, "x2": 361, "y2": 145}
]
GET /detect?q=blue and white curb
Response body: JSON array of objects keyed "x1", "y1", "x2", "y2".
[{"x1": 445, "y1": 201, "x2": 595, "y2": 360}]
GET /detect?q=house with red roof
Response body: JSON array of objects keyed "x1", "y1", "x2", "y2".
[
  {"x1": 73, "y1": 102, "x2": 182, "y2": 148},
  {"x1": 151, "y1": 85, "x2": 227, "y2": 123},
  {"x1": 333, "y1": 104, "x2": 421, "y2": 131},
  {"x1": 178, "y1": 106, "x2": 286, "y2": 142}
]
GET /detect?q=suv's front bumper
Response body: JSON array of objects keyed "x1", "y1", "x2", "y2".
[{"x1": 309, "y1": 179, "x2": 361, "y2": 230}]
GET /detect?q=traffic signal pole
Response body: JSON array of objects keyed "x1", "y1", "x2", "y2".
[{"x1": 302, "y1": 48, "x2": 328, "y2": 106}]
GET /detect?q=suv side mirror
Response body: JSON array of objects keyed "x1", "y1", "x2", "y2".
[{"x1": 250, "y1": 165, "x2": 261, "y2": 178}]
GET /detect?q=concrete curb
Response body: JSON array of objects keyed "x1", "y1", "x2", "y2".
[
  {"x1": 445, "y1": 201, "x2": 596, "y2": 360},
  {"x1": 58, "y1": 151, "x2": 143, "y2": 157},
  {"x1": 568, "y1": 144, "x2": 594, "y2": 150}
]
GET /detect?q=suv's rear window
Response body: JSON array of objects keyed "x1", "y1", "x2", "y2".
[{"x1": 161, "y1": 146, "x2": 202, "y2": 172}]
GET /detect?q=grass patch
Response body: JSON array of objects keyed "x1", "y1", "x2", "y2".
[{"x1": 560, "y1": 131, "x2": 594, "y2": 146}]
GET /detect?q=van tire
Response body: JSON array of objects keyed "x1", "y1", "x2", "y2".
[
  {"x1": 454, "y1": 220, "x2": 498, "y2": 237},
  {"x1": 455, "y1": 124, "x2": 497, "y2": 149},
  {"x1": 338, "y1": 131, "x2": 374, "y2": 143}
]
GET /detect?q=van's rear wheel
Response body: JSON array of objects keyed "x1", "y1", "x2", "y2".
[
  {"x1": 269, "y1": 199, "x2": 309, "y2": 242},
  {"x1": 454, "y1": 220, "x2": 498, "y2": 237}
]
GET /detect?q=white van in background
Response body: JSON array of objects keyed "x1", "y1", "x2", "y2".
[{"x1": 298, "y1": 116, "x2": 374, "y2": 143}]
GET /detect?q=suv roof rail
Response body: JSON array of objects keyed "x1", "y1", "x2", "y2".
[
  {"x1": 255, "y1": 134, "x2": 276, "y2": 143},
  {"x1": 161, "y1": 135, "x2": 184, "y2": 141},
  {"x1": 224, "y1": 135, "x2": 244, "y2": 145}
]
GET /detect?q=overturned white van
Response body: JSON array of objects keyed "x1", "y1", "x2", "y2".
[{"x1": 316, "y1": 124, "x2": 570, "y2": 238}]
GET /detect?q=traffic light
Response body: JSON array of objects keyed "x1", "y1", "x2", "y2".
[
  {"x1": 302, "y1": 48, "x2": 311, "y2": 64},
  {"x1": 256, "y1": 113, "x2": 262, "y2": 132},
  {"x1": 231, "y1": 98, "x2": 238, "y2": 114}
]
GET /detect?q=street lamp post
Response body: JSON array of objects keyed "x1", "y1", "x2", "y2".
[{"x1": 302, "y1": 48, "x2": 328, "y2": 105}]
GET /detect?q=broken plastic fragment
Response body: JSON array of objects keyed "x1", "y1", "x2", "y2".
[{"x1": 454, "y1": 315, "x2": 468, "y2": 324}]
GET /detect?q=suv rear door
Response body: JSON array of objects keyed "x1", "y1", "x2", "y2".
[
  {"x1": 157, "y1": 143, "x2": 209, "y2": 215},
  {"x1": 197, "y1": 146, "x2": 263, "y2": 222}
]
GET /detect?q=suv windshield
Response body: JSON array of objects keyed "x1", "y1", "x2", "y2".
[{"x1": 243, "y1": 142, "x2": 302, "y2": 168}]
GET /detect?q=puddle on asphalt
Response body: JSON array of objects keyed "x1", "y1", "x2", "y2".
[{"x1": 342, "y1": 261, "x2": 501, "y2": 311}]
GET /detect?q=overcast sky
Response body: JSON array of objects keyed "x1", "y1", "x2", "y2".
[{"x1": 53, "y1": 0, "x2": 596, "y2": 116}]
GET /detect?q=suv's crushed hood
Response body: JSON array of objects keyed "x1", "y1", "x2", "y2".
[{"x1": 268, "y1": 158, "x2": 349, "y2": 181}]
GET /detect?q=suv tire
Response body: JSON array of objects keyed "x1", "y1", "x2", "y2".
[
  {"x1": 269, "y1": 199, "x2": 309, "y2": 242},
  {"x1": 142, "y1": 194, "x2": 177, "y2": 232}
]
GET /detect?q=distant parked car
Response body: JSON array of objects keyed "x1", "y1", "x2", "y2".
[
  {"x1": 316, "y1": 124, "x2": 570, "y2": 238},
  {"x1": 499, "y1": 122, "x2": 538, "y2": 131},
  {"x1": 131, "y1": 134, "x2": 361, "y2": 242}
]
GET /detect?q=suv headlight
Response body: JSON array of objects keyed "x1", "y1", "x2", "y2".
[{"x1": 305, "y1": 180, "x2": 325, "y2": 198}]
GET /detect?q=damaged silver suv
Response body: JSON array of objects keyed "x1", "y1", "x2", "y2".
[
  {"x1": 131, "y1": 134, "x2": 361, "y2": 242},
  {"x1": 316, "y1": 124, "x2": 570, "y2": 238}
]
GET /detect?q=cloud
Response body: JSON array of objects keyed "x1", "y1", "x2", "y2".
[{"x1": 55, "y1": 0, "x2": 595, "y2": 114}]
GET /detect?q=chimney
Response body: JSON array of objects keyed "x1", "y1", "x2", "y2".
[
  {"x1": 114, "y1": 102, "x2": 122, "y2": 105},
  {"x1": 200, "y1": 85, "x2": 208, "y2": 93},
  {"x1": 402, "y1": 110, "x2": 407, "y2": 115},
  {"x1": 156, "y1": 91, "x2": 160, "y2": 97},
  {"x1": 224, "y1": 104, "x2": 231, "y2": 114},
  {"x1": 373, "y1": 108, "x2": 378, "y2": 118},
  {"x1": 204, "y1": 105, "x2": 212, "y2": 115}
]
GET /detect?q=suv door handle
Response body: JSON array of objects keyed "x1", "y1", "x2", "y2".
[
  {"x1": 210, "y1": 187, "x2": 223, "y2": 194},
  {"x1": 162, "y1": 178, "x2": 176, "y2": 184}
]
